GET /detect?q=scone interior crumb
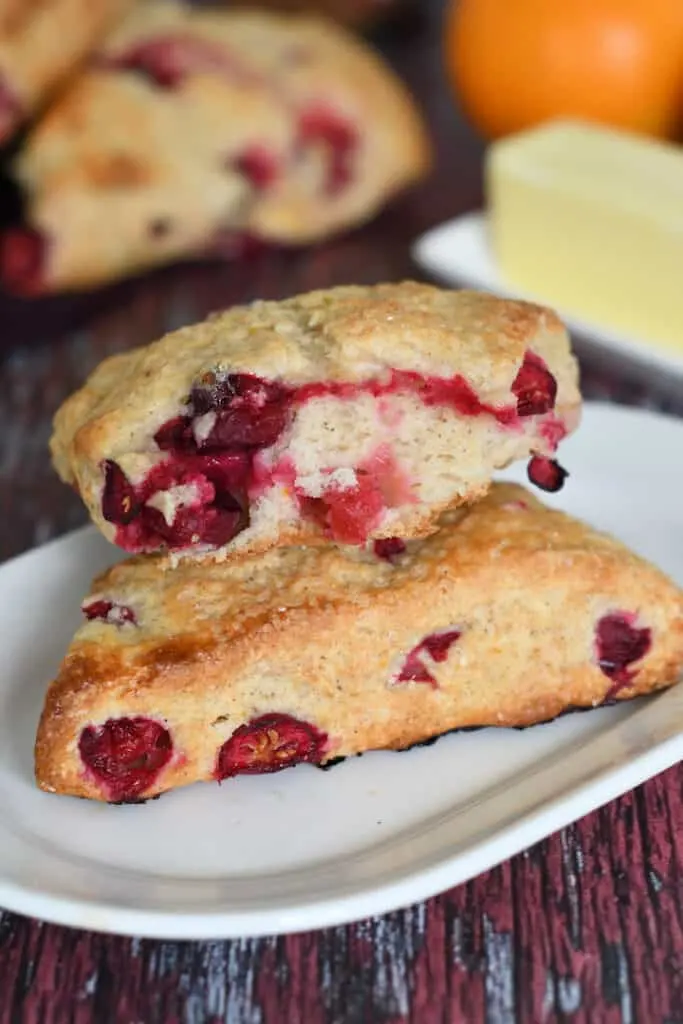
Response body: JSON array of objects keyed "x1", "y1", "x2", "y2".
[{"x1": 99, "y1": 354, "x2": 570, "y2": 555}]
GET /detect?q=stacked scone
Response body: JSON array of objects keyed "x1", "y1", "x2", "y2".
[{"x1": 35, "y1": 281, "x2": 683, "y2": 803}]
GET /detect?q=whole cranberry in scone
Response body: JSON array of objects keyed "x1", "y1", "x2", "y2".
[
  {"x1": 216, "y1": 713, "x2": 328, "y2": 779},
  {"x1": 595, "y1": 612, "x2": 652, "y2": 699},
  {"x1": 79, "y1": 717, "x2": 172, "y2": 802},
  {"x1": 527, "y1": 455, "x2": 568, "y2": 493},
  {"x1": 82, "y1": 599, "x2": 137, "y2": 626},
  {"x1": 373, "y1": 537, "x2": 406, "y2": 562},
  {"x1": 512, "y1": 351, "x2": 558, "y2": 416}
]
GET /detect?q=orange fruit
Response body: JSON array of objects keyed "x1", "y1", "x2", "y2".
[{"x1": 445, "y1": 0, "x2": 683, "y2": 141}]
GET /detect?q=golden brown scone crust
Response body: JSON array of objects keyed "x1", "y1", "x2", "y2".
[
  {"x1": 35, "y1": 483, "x2": 683, "y2": 802},
  {"x1": 10, "y1": 0, "x2": 430, "y2": 291},
  {"x1": 50, "y1": 283, "x2": 581, "y2": 557},
  {"x1": 0, "y1": 0, "x2": 131, "y2": 142}
]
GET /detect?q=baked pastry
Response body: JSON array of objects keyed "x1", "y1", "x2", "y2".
[
  {"x1": 0, "y1": 0, "x2": 430, "y2": 294},
  {"x1": 34, "y1": 482, "x2": 683, "y2": 803},
  {"x1": 50, "y1": 283, "x2": 581, "y2": 558},
  {"x1": 0, "y1": 0, "x2": 131, "y2": 145}
]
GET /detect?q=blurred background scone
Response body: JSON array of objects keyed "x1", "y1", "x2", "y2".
[
  {"x1": 0, "y1": 0, "x2": 431, "y2": 294},
  {"x1": 0, "y1": 0, "x2": 132, "y2": 145}
]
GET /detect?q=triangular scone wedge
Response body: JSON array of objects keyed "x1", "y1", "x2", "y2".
[
  {"x1": 0, "y1": 0, "x2": 430, "y2": 294},
  {"x1": 0, "y1": 0, "x2": 131, "y2": 144},
  {"x1": 35, "y1": 483, "x2": 683, "y2": 803},
  {"x1": 49, "y1": 283, "x2": 581, "y2": 560}
]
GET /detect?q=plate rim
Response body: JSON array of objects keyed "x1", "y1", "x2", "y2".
[{"x1": 1, "y1": 401, "x2": 682, "y2": 939}]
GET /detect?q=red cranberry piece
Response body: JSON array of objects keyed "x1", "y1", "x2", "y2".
[
  {"x1": 191, "y1": 372, "x2": 287, "y2": 414},
  {"x1": 104, "y1": 39, "x2": 186, "y2": 88},
  {"x1": 0, "y1": 227, "x2": 48, "y2": 296},
  {"x1": 138, "y1": 504, "x2": 193, "y2": 547},
  {"x1": 144, "y1": 449, "x2": 251, "y2": 497},
  {"x1": 79, "y1": 717, "x2": 172, "y2": 802},
  {"x1": 109, "y1": 448, "x2": 253, "y2": 552},
  {"x1": 101, "y1": 35, "x2": 253, "y2": 90},
  {"x1": 101, "y1": 460, "x2": 140, "y2": 525},
  {"x1": 192, "y1": 373, "x2": 292, "y2": 449},
  {"x1": 143, "y1": 490, "x2": 247, "y2": 549},
  {"x1": 202, "y1": 450, "x2": 251, "y2": 491},
  {"x1": 296, "y1": 454, "x2": 406, "y2": 545},
  {"x1": 373, "y1": 537, "x2": 406, "y2": 562},
  {"x1": 423, "y1": 632, "x2": 462, "y2": 660},
  {"x1": 296, "y1": 495, "x2": 329, "y2": 531},
  {"x1": 233, "y1": 145, "x2": 280, "y2": 189},
  {"x1": 527, "y1": 455, "x2": 568, "y2": 493},
  {"x1": 154, "y1": 416, "x2": 196, "y2": 452},
  {"x1": 395, "y1": 630, "x2": 462, "y2": 687},
  {"x1": 216, "y1": 713, "x2": 328, "y2": 780},
  {"x1": 363, "y1": 444, "x2": 413, "y2": 506},
  {"x1": 595, "y1": 612, "x2": 651, "y2": 696},
  {"x1": 201, "y1": 499, "x2": 249, "y2": 547},
  {"x1": 302, "y1": 475, "x2": 385, "y2": 545},
  {"x1": 205, "y1": 403, "x2": 289, "y2": 450},
  {"x1": 190, "y1": 376, "x2": 228, "y2": 416},
  {"x1": 298, "y1": 105, "x2": 358, "y2": 195},
  {"x1": 82, "y1": 599, "x2": 137, "y2": 626},
  {"x1": 512, "y1": 351, "x2": 558, "y2": 417},
  {"x1": 327, "y1": 480, "x2": 385, "y2": 544}
]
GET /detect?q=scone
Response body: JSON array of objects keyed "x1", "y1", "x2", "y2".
[
  {"x1": 34, "y1": 483, "x2": 683, "y2": 803},
  {"x1": 50, "y1": 283, "x2": 581, "y2": 558},
  {"x1": 0, "y1": 0, "x2": 131, "y2": 145},
  {"x1": 0, "y1": 0, "x2": 430, "y2": 294}
]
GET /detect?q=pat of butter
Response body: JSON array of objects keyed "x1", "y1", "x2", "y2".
[{"x1": 486, "y1": 119, "x2": 683, "y2": 352}]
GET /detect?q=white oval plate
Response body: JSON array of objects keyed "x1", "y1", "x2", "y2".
[
  {"x1": 1, "y1": 402, "x2": 682, "y2": 939},
  {"x1": 412, "y1": 211, "x2": 683, "y2": 381}
]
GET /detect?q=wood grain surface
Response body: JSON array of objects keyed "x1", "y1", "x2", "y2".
[{"x1": 1, "y1": 2, "x2": 683, "y2": 1021}]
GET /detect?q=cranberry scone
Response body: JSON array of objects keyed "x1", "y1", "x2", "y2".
[
  {"x1": 0, "y1": 0, "x2": 131, "y2": 145},
  {"x1": 0, "y1": 0, "x2": 430, "y2": 294},
  {"x1": 34, "y1": 483, "x2": 683, "y2": 803},
  {"x1": 50, "y1": 283, "x2": 581, "y2": 558}
]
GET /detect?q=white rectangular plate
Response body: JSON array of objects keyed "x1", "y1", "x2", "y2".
[{"x1": 0, "y1": 402, "x2": 682, "y2": 938}]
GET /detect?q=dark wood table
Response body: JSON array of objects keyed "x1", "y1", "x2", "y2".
[{"x1": 2, "y1": 2, "x2": 683, "y2": 1020}]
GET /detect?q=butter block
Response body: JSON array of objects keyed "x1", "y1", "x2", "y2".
[{"x1": 486, "y1": 119, "x2": 683, "y2": 352}]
